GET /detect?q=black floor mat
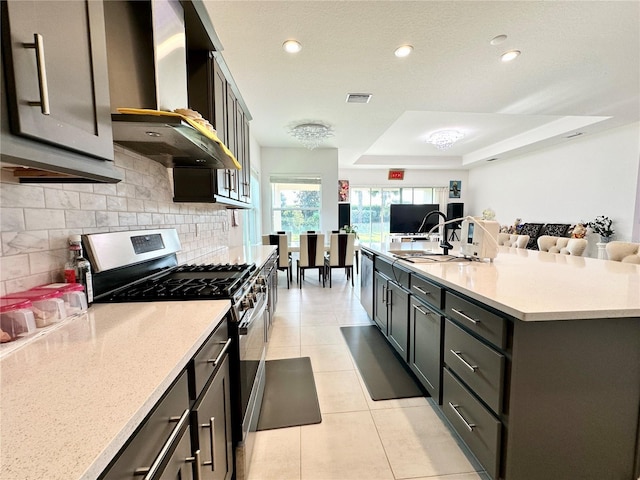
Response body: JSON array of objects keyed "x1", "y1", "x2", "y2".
[
  {"x1": 257, "y1": 357, "x2": 322, "y2": 431},
  {"x1": 341, "y1": 325, "x2": 426, "y2": 401}
]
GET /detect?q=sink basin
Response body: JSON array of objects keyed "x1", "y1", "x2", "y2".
[
  {"x1": 391, "y1": 251, "x2": 470, "y2": 263},
  {"x1": 388, "y1": 249, "x2": 431, "y2": 256}
]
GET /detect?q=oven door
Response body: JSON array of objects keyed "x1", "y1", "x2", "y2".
[{"x1": 235, "y1": 290, "x2": 267, "y2": 480}]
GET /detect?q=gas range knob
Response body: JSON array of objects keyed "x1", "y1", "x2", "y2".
[
  {"x1": 241, "y1": 297, "x2": 254, "y2": 310},
  {"x1": 252, "y1": 283, "x2": 265, "y2": 293},
  {"x1": 256, "y1": 276, "x2": 267, "y2": 285}
]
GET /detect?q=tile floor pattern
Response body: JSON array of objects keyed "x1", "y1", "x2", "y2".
[{"x1": 247, "y1": 269, "x2": 490, "y2": 480}]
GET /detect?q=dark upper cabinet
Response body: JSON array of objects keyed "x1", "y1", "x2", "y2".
[
  {"x1": 183, "y1": 43, "x2": 250, "y2": 207},
  {"x1": 1, "y1": 0, "x2": 114, "y2": 161}
]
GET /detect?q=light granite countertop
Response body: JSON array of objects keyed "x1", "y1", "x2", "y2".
[
  {"x1": 191, "y1": 244, "x2": 276, "y2": 269},
  {"x1": 363, "y1": 242, "x2": 640, "y2": 321},
  {"x1": 0, "y1": 300, "x2": 231, "y2": 480}
]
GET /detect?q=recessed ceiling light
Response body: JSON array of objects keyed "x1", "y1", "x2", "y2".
[
  {"x1": 490, "y1": 35, "x2": 508, "y2": 46},
  {"x1": 501, "y1": 50, "x2": 521, "y2": 62},
  {"x1": 283, "y1": 39, "x2": 302, "y2": 53},
  {"x1": 394, "y1": 45, "x2": 413, "y2": 58}
]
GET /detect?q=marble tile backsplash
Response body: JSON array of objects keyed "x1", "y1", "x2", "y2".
[{"x1": 0, "y1": 146, "x2": 233, "y2": 296}]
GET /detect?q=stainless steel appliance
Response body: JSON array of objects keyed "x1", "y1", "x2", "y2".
[{"x1": 84, "y1": 229, "x2": 267, "y2": 480}]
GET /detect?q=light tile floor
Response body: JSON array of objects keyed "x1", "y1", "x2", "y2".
[{"x1": 247, "y1": 269, "x2": 490, "y2": 480}]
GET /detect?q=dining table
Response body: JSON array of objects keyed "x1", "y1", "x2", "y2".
[{"x1": 287, "y1": 241, "x2": 361, "y2": 272}]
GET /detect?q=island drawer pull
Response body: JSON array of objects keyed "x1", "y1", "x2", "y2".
[
  {"x1": 186, "y1": 449, "x2": 202, "y2": 480},
  {"x1": 23, "y1": 33, "x2": 50, "y2": 115},
  {"x1": 413, "y1": 304, "x2": 428, "y2": 316},
  {"x1": 450, "y1": 350, "x2": 478, "y2": 372},
  {"x1": 207, "y1": 338, "x2": 232, "y2": 366},
  {"x1": 134, "y1": 408, "x2": 190, "y2": 479},
  {"x1": 448, "y1": 402, "x2": 476, "y2": 432},
  {"x1": 451, "y1": 308, "x2": 480, "y2": 325},
  {"x1": 201, "y1": 417, "x2": 216, "y2": 471},
  {"x1": 414, "y1": 286, "x2": 431, "y2": 296}
]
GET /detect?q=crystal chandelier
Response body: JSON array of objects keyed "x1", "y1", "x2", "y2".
[
  {"x1": 426, "y1": 130, "x2": 464, "y2": 150},
  {"x1": 289, "y1": 122, "x2": 334, "y2": 150}
]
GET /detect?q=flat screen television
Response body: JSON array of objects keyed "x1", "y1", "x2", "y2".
[{"x1": 389, "y1": 204, "x2": 440, "y2": 234}]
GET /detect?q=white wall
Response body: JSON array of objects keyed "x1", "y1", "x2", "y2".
[
  {"x1": 260, "y1": 147, "x2": 339, "y2": 234},
  {"x1": 467, "y1": 122, "x2": 640, "y2": 254}
]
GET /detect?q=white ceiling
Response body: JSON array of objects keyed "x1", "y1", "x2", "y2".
[{"x1": 202, "y1": 1, "x2": 640, "y2": 170}]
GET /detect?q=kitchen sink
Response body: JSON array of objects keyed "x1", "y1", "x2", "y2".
[{"x1": 391, "y1": 251, "x2": 471, "y2": 263}]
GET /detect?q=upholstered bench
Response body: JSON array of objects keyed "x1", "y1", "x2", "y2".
[{"x1": 518, "y1": 223, "x2": 572, "y2": 249}]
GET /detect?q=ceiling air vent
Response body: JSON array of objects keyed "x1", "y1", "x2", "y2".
[{"x1": 346, "y1": 93, "x2": 372, "y2": 104}]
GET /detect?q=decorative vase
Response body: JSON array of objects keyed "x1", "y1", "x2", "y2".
[{"x1": 600, "y1": 236, "x2": 612, "y2": 243}]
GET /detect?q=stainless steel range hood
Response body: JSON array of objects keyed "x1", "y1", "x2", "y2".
[
  {"x1": 111, "y1": 113, "x2": 240, "y2": 169},
  {"x1": 105, "y1": 0, "x2": 240, "y2": 170}
]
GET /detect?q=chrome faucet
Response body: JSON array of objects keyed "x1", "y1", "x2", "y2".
[{"x1": 418, "y1": 210, "x2": 454, "y2": 255}]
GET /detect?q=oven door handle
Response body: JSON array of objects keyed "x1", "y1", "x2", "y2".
[{"x1": 238, "y1": 294, "x2": 268, "y2": 335}]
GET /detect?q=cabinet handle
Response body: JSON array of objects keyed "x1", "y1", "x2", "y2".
[
  {"x1": 230, "y1": 171, "x2": 237, "y2": 192},
  {"x1": 207, "y1": 338, "x2": 232, "y2": 367},
  {"x1": 448, "y1": 402, "x2": 476, "y2": 432},
  {"x1": 451, "y1": 308, "x2": 480, "y2": 325},
  {"x1": 134, "y1": 409, "x2": 190, "y2": 479},
  {"x1": 414, "y1": 286, "x2": 431, "y2": 296},
  {"x1": 201, "y1": 416, "x2": 216, "y2": 471},
  {"x1": 387, "y1": 287, "x2": 392, "y2": 306},
  {"x1": 450, "y1": 350, "x2": 478, "y2": 372},
  {"x1": 382, "y1": 284, "x2": 387, "y2": 305},
  {"x1": 413, "y1": 304, "x2": 428, "y2": 316},
  {"x1": 186, "y1": 449, "x2": 202, "y2": 480},
  {"x1": 23, "y1": 33, "x2": 50, "y2": 115}
]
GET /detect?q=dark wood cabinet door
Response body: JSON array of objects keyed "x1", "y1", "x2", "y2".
[
  {"x1": 225, "y1": 88, "x2": 239, "y2": 200},
  {"x1": 410, "y1": 298, "x2": 443, "y2": 402},
  {"x1": 212, "y1": 57, "x2": 232, "y2": 198},
  {"x1": 193, "y1": 356, "x2": 233, "y2": 480},
  {"x1": 374, "y1": 271, "x2": 389, "y2": 335},
  {"x1": 387, "y1": 281, "x2": 409, "y2": 361},
  {"x1": 2, "y1": 0, "x2": 113, "y2": 160},
  {"x1": 240, "y1": 116, "x2": 251, "y2": 202}
]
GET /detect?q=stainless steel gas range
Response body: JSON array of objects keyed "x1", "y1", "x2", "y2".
[{"x1": 83, "y1": 229, "x2": 269, "y2": 480}]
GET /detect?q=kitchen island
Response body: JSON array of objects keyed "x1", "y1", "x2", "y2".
[{"x1": 362, "y1": 242, "x2": 640, "y2": 480}]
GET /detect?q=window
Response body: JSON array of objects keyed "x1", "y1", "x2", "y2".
[
  {"x1": 350, "y1": 187, "x2": 439, "y2": 242},
  {"x1": 270, "y1": 175, "x2": 322, "y2": 241},
  {"x1": 244, "y1": 169, "x2": 261, "y2": 246}
]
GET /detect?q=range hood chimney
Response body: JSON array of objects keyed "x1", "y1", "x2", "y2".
[{"x1": 105, "y1": 0, "x2": 239, "y2": 170}]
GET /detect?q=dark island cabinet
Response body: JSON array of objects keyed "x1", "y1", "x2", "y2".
[
  {"x1": 362, "y1": 246, "x2": 640, "y2": 479},
  {"x1": 387, "y1": 280, "x2": 409, "y2": 361},
  {"x1": 409, "y1": 297, "x2": 443, "y2": 402},
  {"x1": 1, "y1": 0, "x2": 113, "y2": 161},
  {"x1": 373, "y1": 270, "x2": 389, "y2": 335}
]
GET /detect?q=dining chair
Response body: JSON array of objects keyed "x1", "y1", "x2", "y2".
[
  {"x1": 324, "y1": 233, "x2": 356, "y2": 287},
  {"x1": 297, "y1": 233, "x2": 325, "y2": 288},
  {"x1": 605, "y1": 241, "x2": 640, "y2": 263},
  {"x1": 262, "y1": 234, "x2": 292, "y2": 288},
  {"x1": 497, "y1": 233, "x2": 530, "y2": 249},
  {"x1": 537, "y1": 235, "x2": 588, "y2": 256}
]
